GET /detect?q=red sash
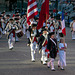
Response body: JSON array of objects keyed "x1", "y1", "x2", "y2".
[
  {"x1": 43, "y1": 40, "x2": 48, "y2": 47},
  {"x1": 0, "y1": 22, "x2": 1, "y2": 27},
  {"x1": 11, "y1": 30, "x2": 15, "y2": 37}
]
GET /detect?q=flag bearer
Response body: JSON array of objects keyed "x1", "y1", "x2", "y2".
[
  {"x1": 38, "y1": 28, "x2": 48, "y2": 65},
  {"x1": 30, "y1": 23, "x2": 39, "y2": 62}
]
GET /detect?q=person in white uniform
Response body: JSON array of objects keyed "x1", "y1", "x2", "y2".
[
  {"x1": 0, "y1": 15, "x2": 3, "y2": 38},
  {"x1": 5, "y1": 19, "x2": 18, "y2": 50},
  {"x1": 30, "y1": 23, "x2": 39, "y2": 62},
  {"x1": 71, "y1": 17, "x2": 75, "y2": 40}
]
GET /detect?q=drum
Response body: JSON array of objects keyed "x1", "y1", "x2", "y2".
[{"x1": 15, "y1": 30, "x2": 23, "y2": 38}]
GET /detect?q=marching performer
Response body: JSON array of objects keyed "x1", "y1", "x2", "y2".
[
  {"x1": 30, "y1": 23, "x2": 39, "y2": 62},
  {"x1": 70, "y1": 17, "x2": 75, "y2": 40},
  {"x1": 5, "y1": 19, "x2": 18, "y2": 50},
  {"x1": 1, "y1": 11, "x2": 6, "y2": 20},
  {"x1": 4, "y1": 14, "x2": 10, "y2": 31},
  {"x1": 48, "y1": 15, "x2": 55, "y2": 33},
  {"x1": 56, "y1": 14, "x2": 62, "y2": 42},
  {"x1": 58, "y1": 39, "x2": 67, "y2": 70},
  {"x1": 14, "y1": 18, "x2": 22, "y2": 42},
  {"x1": 0, "y1": 15, "x2": 3, "y2": 38},
  {"x1": 38, "y1": 28, "x2": 48, "y2": 65},
  {"x1": 26, "y1": 18, "x2": 35, "y2": 46},
  {"x1": 5, "y1": 14, "x2": 10, "y2": 25},
  {"x1": 47, "y1": 32, "x2": 58, "y2": 71},
  {"x1": 21, "y1": 13, "x2": 27, "y2": 35}
]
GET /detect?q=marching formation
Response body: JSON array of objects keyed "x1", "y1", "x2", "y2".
[{"x1": 0, "y1": 10, "x2": 69, "y2": 71}]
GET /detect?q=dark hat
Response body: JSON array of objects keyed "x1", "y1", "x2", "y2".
[
  {"x1": 32, "y1": 24, "x2": 37, "y2": 27},
  {"x1": 15, "y1": 10, "x2": 20, "y2": 14},
  {"x1": 21, "y1": 13, "x2": 26, "y2": 17},
  {"x1": 1, "y1": 11, "x2": 5, "y2": 14},
  {"x1": 0, "y1": 15, "x2": 3, "y2": 17},
  {"x1": 43, "y1": 28, "x2": 48, "y2": 31},
  {"x1": 22, "y1": 13, "x2": 26, "y2": 16},
  {"x1": 73, "y1": 16, "x2": 75, "y2": 20},
  {"x1": 32, "y1": 22, "x2": 37, "y2": 27},
  {"x1": 9, "y1": 18, "x2": 14, "y2": 21},
  {"x1": 6, "y1": 14, "x2": 10, "y2": 17},
  {"x1": 42, "y1": 28, "x2": 48, "y2": 32},
  {"x1": 14, "y1": 18, "x2": 19, "y2": 20},
  {"x1": 48, "y1": 32, "x2": 55, "y2": 36},
  {"x1": 56, "y1": 14, "x2": 61, "y2": 20},
  {"x1": 51, "y1": 13, "x2": 54, "y2": 18},
  {"x1": 42, "y1": 26, "x2": 48, "y2": 30},
  {"x1": 35, "y1": 17, "x2": 39, "y2": 20}
]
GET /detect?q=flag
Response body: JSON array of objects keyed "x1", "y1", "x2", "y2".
[
  {"x1": 37, "y1": 0, "x2": 49, "y2": 29},
  {"x1": 61, "y1": 11, "x2": 66, "y2": 36},
  {"x1": 27, "y1": 0, "x2": 38, "y2": 25}
]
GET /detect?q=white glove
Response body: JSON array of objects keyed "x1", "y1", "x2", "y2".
[
  {"x1": 12, "y1": 27, "x2": 15, "y2": 29},
  {"x1": 4, "y1": 31, "x2": 6, "y2": 34},
  {"x1": 48, "y1": 51, "x2": 50, "y2": 54}
]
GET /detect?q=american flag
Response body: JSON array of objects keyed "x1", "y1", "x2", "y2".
[{"x1": 27, "y1": 0, "x2": 38, "y2": 25}]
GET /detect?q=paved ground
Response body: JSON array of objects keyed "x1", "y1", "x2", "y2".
[{"x1": 0, "y1": 27, "x2": 75, "y2": 75}]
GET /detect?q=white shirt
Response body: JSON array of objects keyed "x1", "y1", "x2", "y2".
[
  {"x1": 73, "y1": 22, "x2": 75, "y2": 31},
  {"x1": 59, "y1": 43, "x2": 67, "y2": 51}
]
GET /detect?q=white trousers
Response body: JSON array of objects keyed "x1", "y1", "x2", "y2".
[
  {"x1": 0, "y1": 28, "x2": 2, "y2": 38},
  {"x1": 56, "y1": 31, "x2": 60, "y2": 42},
  {"x1": 15, "y1": 34, "x2": 19, "y2": 41},
  {"x1": 8, "y1": 34, "x2": 15, "y2": 49},
  {"x1": 26, "y1": 31, "x2": 30, "y2": 39},
  {"x1": 23, "y1": 24, "x2": 26, "y2": 35},
  {"x1": 2, "y1": 23, "x2": 5, "y2": 29},
  {"x1": 41, "y1": 47, "x2": 48, "y2": 64},
  {"x1": 30, "y1": 42, "x2": 38, "y2": 61},
  {"x1": 72, "y1": 31, "x2": 75, "y2": 40},
  {"x1": 47, "y1": 58, "x2": 55, "y2": 69}
]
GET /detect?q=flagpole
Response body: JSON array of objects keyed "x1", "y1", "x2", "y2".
[{"x1": 46, "y1": 14, "x2": 47, "y2": 27}]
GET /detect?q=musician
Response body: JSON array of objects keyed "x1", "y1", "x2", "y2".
[
  {"x1": 21, "y1": 13, "x2": 27, "y2": 35},
  {"x1": 71, "y1": 17, "x2": 75, "y2": 40},
  {"x1": 47, "y1": 32, "x2": 58, "y2": 71},
  {"x1": 0, "y1": 15, "x2": 3, "y2": 38},
  {"x1": 5, "y1": 15, "x2": 10, "y2": 24},
  {"x1": 37, "y1": 28, "x2": 48, "y2": 65},
  {"x1": 4, "y1": 15, "x2": 10, "y2": 30},
  {"x1": 14, "y1": 18, "x2": 22, "y2": 42},
  {"x1": 55, "y1": 15, "x2": 62, "y2": 42},
  {"x1": 5, "y1": 18, "x2": 18, "y2": 50},
  {"x1": 48, "y1": 15, "x2": 55, "y2": 33},
  {"x1": 1, "y1": 11, "x2": 6, "y2": 20},
  {"x1": 30, "y1": 23, "x2": 39, "y2": 62},
  {"x1": 26, "y1": 18, "x2": 35, "y2": 46}
]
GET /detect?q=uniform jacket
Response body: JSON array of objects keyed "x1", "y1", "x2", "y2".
[
  {"x1": 37, "y1": 34, "x2": 48, "y2": 50},
  {"x1": 47, "y1": 37, "x2": 58, "y2": 59}
]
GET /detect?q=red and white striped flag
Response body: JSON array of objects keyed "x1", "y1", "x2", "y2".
[
  {"x1": 27, "y1": 0, "x2": 38, "y2": 25},
  {"x1": 37, "y1": 0, "x2": 49, "y2": 29}
]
